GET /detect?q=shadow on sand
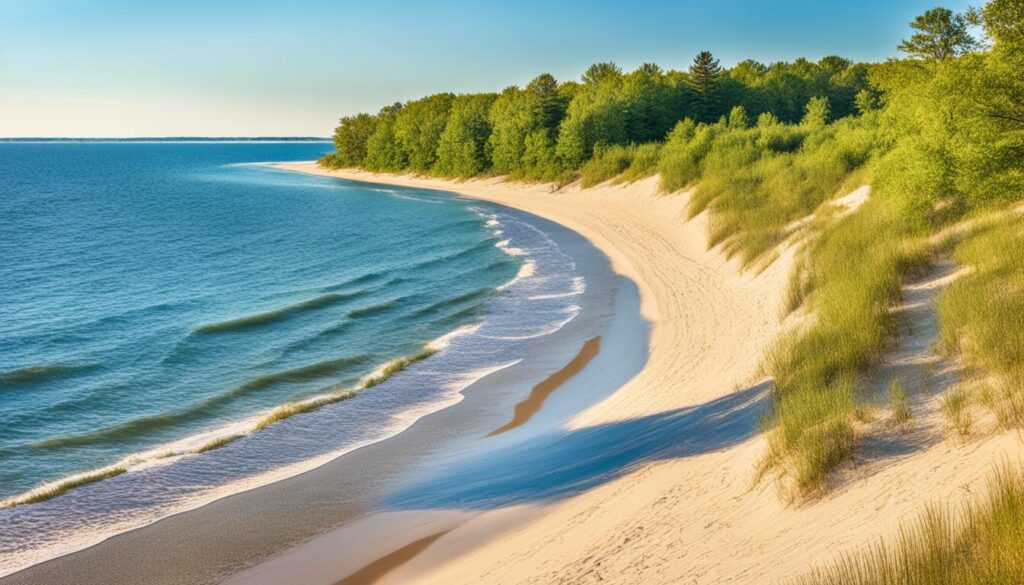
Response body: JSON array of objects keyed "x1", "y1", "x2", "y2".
[{"x1": 386, "y1": 381, "x2": 771, "y2": 510}]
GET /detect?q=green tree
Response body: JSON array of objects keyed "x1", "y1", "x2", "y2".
[
  {"x1": 728, "y1": 105, "x2": 750, "y2": 129},
  {"x1": 330, "y1": 113, "x2": 378, "y2": 167},
  {"x1": 393, "y1": 93, "x2": 456, "y2": 173},
  {"x1": 525, "y1": 73, "x2": 567, "y2": 131},
  {"x1": 581, "y1": 62, "x2": 623, "y2": 86},
  {"x1": 689, "y1": 51, "x2": 724, "y2": 123},
  {"x1": 363, "y1": 104, "x2": 406, "y2": 172},
  {"x1": 433, "y1": 93, "x2": 498, "y2": 177},
  {"x1": 898, "y1": 7, "x2": 978, "y2": 60},
  {"x1": 802, "y1": 96, "x2": 830, "y2": 127},
  {"x1": 854, "y1": 89, "x2": 879, "y2": 114}
]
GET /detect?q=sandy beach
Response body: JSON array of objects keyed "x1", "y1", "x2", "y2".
[{"x1": 246, "y1": 164, "x2": 1024, "y2": 585}]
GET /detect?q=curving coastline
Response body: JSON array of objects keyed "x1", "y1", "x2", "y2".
[
  {"x1": 251, "y1": 164, "x2": 1024, "y2": 585},
  {"x1": 1, "y1": 168, "x2": 639, "y2": 585},
  {"x1": 12, "y1": 163, "x2": 998, "y2": 584}
]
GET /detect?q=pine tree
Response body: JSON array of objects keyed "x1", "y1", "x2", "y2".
[
  {"x1": 688, "y1": 51, "x2": 723, "y2": 123},
  {"x1": 525, "y1": 73, "x2": 565, "y2": 131}
]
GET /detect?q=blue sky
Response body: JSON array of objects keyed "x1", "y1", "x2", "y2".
[{"x1": 0, "y1": 0, "x2": 972, "y2": 137}]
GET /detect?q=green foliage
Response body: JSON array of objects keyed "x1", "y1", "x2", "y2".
[
  {"x1": 689, "y1": 51, "x2": 724, "y2": 122},
  {"x1": 326, "y1": 113, "x2": 378, "y2": 168},
  {"x1": 657, "y1": 118, "x2": 718, "y2": 192},
  {"x1": 618, "y1": 142, "x2": 662, "y2": 182},
  {"x1": 520, "y1": 128, "x2": 564, "y2": 181},
  {"x1": 393, "y1": 93, "x2": 455, "y2": 173},
  {"x1": 362, "y1": 105, "x2": 406, "y2": 172},
  {"x1": 433, "y1": 93, "x2": 497, "y2": 177},
  {"x1": 326, "y1": 51, "x2": 875, "y2": 181},
  {"x1": 579, "y1": 142, "x2": 662, "y2": 187},
  {"x1": 486, "y1": 75, "x2": 571, "y2": 179},
  {"x1": 802, "y1": 96, "x2": 831, "y2": 127},
  {"x1": 939, "y1": 217, "x2": 1024, "y2": 424},
  {"x1": 898, "y1": 7, "x2": 979, "y2": 60},
  {"x1": 663, "y1": 114, "x2": 876, "y2": 263}
]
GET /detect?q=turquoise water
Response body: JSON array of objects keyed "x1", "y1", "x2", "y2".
[
  {"x1": 0, "y1": 142, "x2": 516, "y2": 498},
  {"x1": 0, "y1": 143, "x2": 586, "y2": 572}
]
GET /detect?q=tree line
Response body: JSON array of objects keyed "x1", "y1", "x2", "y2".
[{"x1": 320, "y1": 51, "x2": 874, "y2": 181}]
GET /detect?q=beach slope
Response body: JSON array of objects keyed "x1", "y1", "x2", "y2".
[{"x1": 273, "y1": 163, "x2": 1024, "y2": 585}]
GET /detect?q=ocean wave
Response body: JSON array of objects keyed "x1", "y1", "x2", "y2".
[
  {"x1": 406, "y1": 237, "x2": 501, "y2": 273},
  {"x1": 25, "y1": 354, "x2": 374, "y2": 454},
  {"x1": 275, "y1": 320, "x2": 354, "y2": 359},
  {"x1": 497, "y1": 260, "x2": 537, "y2": 292},
  {"x1": 193, "y1": 292, "x2": 360, "y2": 333},
  {"x1": 346, "y1": 298, "x2": 402, "y2": 319},
  {"x1": 0, "y1": 363, "x2": 97, "y2": 387},
  {"x1": 528, "y1": 276, "x2": 587, "y2": 300},
  {"x1": 3, "y1": 343, "x2": 446, "y2": 509},
  {"x1": 321, "y1": 271, "x2": 387, "y2": 292},
  {"x1": 412, "y1": 288, "x2": 495, "y2": 317},
  {"x1": 225, "y1": 354, "x2": 373, "y2": 397}
]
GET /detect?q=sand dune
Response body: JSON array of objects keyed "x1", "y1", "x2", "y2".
[{"x1": 273, "y1": 163, "x2": 1024, "y2": 585}]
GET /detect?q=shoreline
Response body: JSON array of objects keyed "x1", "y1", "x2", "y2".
[
  {"x1": 221, "y1": 163, "x2": 793, "y2": 584},
  {"x1": 2, "y1": 165, "x2": 643, "y2": 584},
  {"x1": 248, "y1": 165, "x2": 1024, "y2": 585}
]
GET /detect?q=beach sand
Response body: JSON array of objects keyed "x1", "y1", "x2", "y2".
[{"x1": 259, "y1": 164, "x2": 1024, "y2": 585}]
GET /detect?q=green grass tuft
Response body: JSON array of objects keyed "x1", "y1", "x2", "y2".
[
  {"x1": 942, "y1": 387, "x2": 973, "y2": 437},
  {"x1": 889, "y1": 377, "x2": 912, "y2": 428},
  {"x1": 795, "y1": 464, "x2": 1024, "y2": 585}
]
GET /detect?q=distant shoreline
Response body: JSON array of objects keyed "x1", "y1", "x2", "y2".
[{"x1": 0, "y1": 137, "x2": 330, "y2": 143}]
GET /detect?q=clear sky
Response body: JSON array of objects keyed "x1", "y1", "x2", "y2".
[{"x1": 0, "y1": 0, "x2": 972, "y2": 138}]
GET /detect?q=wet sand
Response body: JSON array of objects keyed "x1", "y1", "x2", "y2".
[
  {"x1": 334, "y1": 529, "x2": 452, "y2": 585},
  {"x1": 488, "y1": 336, "x2": 601, "y2": 436}
]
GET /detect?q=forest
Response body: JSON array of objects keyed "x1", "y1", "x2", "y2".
[
  {"x1": 322, "y1": 2, "x2": 1024, "y2": 581},
  {"x1": 320, "y1": 50, "x2": 874, "y2": 182}
]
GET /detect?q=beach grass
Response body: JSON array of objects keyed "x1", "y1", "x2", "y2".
[
  {"x1": 760, "y1": 199, "x2": 927, "y2": 496},
  {"x1": 579, "y1": 142, "x2": 661, "y2": 187},
  {"x1": 794, "y1": 464, "x2": 1024, "y2": 585},
  {"x1": 888, "y1": 378, "x2": 912, "y2": 427},
  {"x1": 658, "y1": 114, "x2": 877, "y2": 266},
  {"x1": 937, "y1": 216, "x2": 1024, "y2": 430},
  {"x1": 942, "y1": 387, "x2": 973, "y2": 437}
]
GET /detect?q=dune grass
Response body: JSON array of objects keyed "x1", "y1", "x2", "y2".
[
  {"x1": 794, "y1": 464, "x2": 1024, "y2": 585},
  {"x1": 942, "y1": 387, "x2": 973, "y2": 438},
  {"x1": 651, "y1": 110, "x2": 926, "y2": 497},
  {"x1": 760, "y1": 201, "x2": 928, "y2": 497},
  {"x1": 889, "y1": 377, "x2": 912, "y2": 427},
  {"x1": 579, "y1": 142, "x2": 661, "y2": 187},
  {"x1": 655, "y1": 113, "x2": 879, "y2": 265},
  {"x1": 937, "y1": 216, "x2": 1024, "y2": 431}
]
